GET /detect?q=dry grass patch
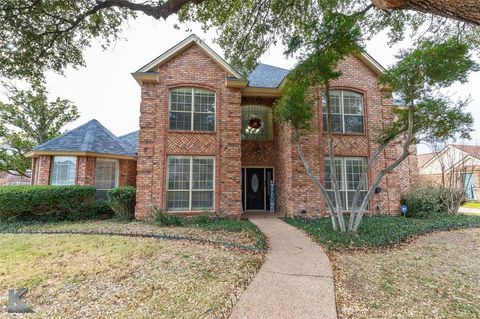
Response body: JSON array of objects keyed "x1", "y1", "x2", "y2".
[
  {"x1": 0, "y1": 234, "x2": 263, "y2": 318},
  {"x1": 11, "y1": 220, "x2": 262, "y2": 249},
  {"x1": 333, "y1": 228, "x2": 480, "y2": 319}
]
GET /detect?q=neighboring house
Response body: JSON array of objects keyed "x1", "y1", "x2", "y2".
[
  {"x1": 0, "y1": 171, "x2": 31, "y2": 186},
  {"x1": 27, "y1": 34, "x2": 418, "y2": 219},
  {"x1": 418, "y1": 144, "x2": 480, "y2": 200}
]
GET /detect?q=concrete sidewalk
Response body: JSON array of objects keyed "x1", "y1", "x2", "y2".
[{"x1": 229, "y1": 215, "x2": 337, "y2": 319}]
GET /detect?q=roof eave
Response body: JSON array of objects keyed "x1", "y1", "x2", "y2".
[
  {"x1": 131, "y1": 72, "x2": 160, "y2": 86},
  {"x1": 26, "y1": 150, "x2": 137, "y2": 161}
]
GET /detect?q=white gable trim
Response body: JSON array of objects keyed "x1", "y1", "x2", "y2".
[
  {"x1": 356, "y1": 52, "x2": 386, "y2": 75},
  {"x1": 136, "y1": 34, "x2": 243, "y2": 79}
]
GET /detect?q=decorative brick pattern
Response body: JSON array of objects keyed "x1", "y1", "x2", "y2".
[
  {"x1": 166, "y1": 133, "x2": 217, "y2": 154},
  {"x1": 135, "y1": 44, "x2": 243, "y2": 219}
]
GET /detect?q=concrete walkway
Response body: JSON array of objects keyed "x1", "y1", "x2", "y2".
[{"x1": 229, "y1": 215, "x2": 337, "y2": 319}]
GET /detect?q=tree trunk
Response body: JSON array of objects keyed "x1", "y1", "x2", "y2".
[
  {"x1": 325, "y1": 83, "x2": 347, "y2": 232},
  {"x1": 294, "y1": 131, "x2": 339, "y2": 230},
  {"x1": 351, "y1": 103, "x2": 415, "y2": 232},
  {"x1": 372, "y1": 0, "x2": 480, "y2": 25}
]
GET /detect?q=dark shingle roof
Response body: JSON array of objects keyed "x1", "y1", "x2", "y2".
[
  {"x1": 34, "y1": 119, "x2": 136, "y2": 157},
  {"x1": 247, "y1": 63, "x2": 290, "y2": 88},
  {"x1": 118, "y1": 130, "x2": 139, "y2": 155}
]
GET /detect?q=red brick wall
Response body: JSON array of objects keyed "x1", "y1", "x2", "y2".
[
  {"x1": 119, "y1": 159, "x2": 137, "y2": 186},
  {"x1": 135, "y1": 43, "x2": 243, "y2": 219},
  {"x1": 273, "y1": 55, "x2": 418, "y2": 217},
  {"x1": 32, "y1": 155, "x2": 137, "y2": 188},
  {"x1": 135, "y1": 49, "x2": 418, "y2": 218}
]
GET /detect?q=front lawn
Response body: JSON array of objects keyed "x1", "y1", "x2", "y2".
[
  {"x1": 333, "y1": 228, "x2": 480, "y2": 318},
  {"x1": 285, "y1": 214, "x2": 480, "y2": 249},
  {"x1": 0, "y1": 218, "x2": 266, "y2": 250},
  {"x1": 462, "y1": 201, "x2": 480, "y2": 209},
  {"x1": 0, "y1": 233, "x2": 262, "y2": 318}
]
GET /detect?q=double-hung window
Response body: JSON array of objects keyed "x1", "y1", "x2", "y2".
[
  {"x1": 95, "y1": 159, "x2": 118, "y2": 190},
  {"x1": 322, "y1": 90, "x2": 364, "y2": 133},
  {"x1": 50, "y1": 156, "x2": 77, "y2": 186},
  {"x1": 169, "y1": 87, "x2": 215, "y2": 131},
  {"x1": 324, "y1": 157, "x2": 367, "y2": 209},
  {"x1": 166, "y1": 156, "x2": 214, "y2": 211}
]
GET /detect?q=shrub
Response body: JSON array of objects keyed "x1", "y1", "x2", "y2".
[
  {"x1": 0, "y1": 185, "x2": 96, "y2": 221},
  {"x1": 401, "y1": 187, "x2": 462, "y2": 218},
  {"x1": 91, "y1": 200, "x2": 114, "y2": 218},
  {"x1": 153, "y1": 208, "x2": 184, "y2": 226},
  {"x1": 107, "y1": 186, "x2": 136, "y2": 221}
]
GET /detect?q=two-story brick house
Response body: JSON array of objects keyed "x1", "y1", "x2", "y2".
[{"x1": 27, "y1": 34, "x2": 418, "y2": 219}]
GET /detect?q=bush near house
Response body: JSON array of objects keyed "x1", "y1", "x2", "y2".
[
  {"x1": 107, "y1": 186, "x2": 136, "y2": 221},
  {"x1": 401, "y1": 187, "x2": 462, "y2": 218},
  {"x1": 0, "y1": 185, "x2": 96, "y2": 221}
]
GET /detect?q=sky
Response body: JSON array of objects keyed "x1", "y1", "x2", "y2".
[{"x1": 37, "y1": 15, "x2": 480, "y2": 154}]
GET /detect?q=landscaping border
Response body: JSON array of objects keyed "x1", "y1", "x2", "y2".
[{"x1": 1, "y1": 229, "x2": 266, "y2": 253}]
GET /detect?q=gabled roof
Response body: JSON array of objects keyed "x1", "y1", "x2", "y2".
[
  {"x1": 449, "y1": 144, "x2": 480, "y2": 158},
  {"x1": 417, "y1": 153, "x2": 435, "y2": 168},
  {"x1": 132, "y1": 33, "x2": 386, "y2": 92},
  {"x1": 135, "y1": 34, "x2": 243, "y2": 78},
  {"x1": 247, "y1": 63, "x2": 290, "y2": 88},
  {"x1": 27, "y1": 120, "x2": 137, "y2": 159}
]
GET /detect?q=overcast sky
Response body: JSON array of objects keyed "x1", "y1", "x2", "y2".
[{"x1": 39, "y1": 16, "x2": 480, "y2": 154}]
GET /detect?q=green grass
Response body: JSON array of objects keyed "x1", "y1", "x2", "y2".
[
  {"x1": 183, "y1": 217, "x2": 267, "y2": 250},
  {"x1": 285, "y1": 214, "x2": 480, "y2": 250},
  {"x1": 462, "y1": 201, "x2": 480, "y2": 209}
]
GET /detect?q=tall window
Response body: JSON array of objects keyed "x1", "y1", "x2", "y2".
[
  {"x1": 169, "y1": 87, "x2": 215, "y2": 131},
  {"x1": 95, "y1": 159, "x2": 118, "y2": 190},
  {"x1": 166, "y1": 156, "x2": 214, "y2": 211},
  {"x1": 322, "y1": 90, "x2": 364, "y2": 133},
  {"x1": 324, "y1": 157, "x2": 367, "y2": 209},
  {"x1": 50, "y1": 156, "x2": 77, "y2": 186}
]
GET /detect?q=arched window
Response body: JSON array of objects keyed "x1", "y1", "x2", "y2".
[
  {"x1": 169, "y1": 87, "x2": 215, "y2": 131},
  {"x1": 322, "y1": 90, "x2": 364, "y2": 134}
]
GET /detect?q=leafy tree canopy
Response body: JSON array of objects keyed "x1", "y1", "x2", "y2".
[
  {"x1": 0, "y1": 82, "x2": 79, "y2": 176},
  {"x1": 379, "y1": 38, "x2": 478, "y2": 144},
  {"x1": 0, "y1": 0, "x2": 479, "y2": 80}
]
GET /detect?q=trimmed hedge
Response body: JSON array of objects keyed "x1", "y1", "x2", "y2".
[
  {"x1": 0, "y1": 185, "x2": 96, "y2": 221},
  {"x1": 107, "y1": 186, "x2": 136, "y2": 221},
  {"x1": 401, "y1": 187, "x2": 462, "y2": 218}
]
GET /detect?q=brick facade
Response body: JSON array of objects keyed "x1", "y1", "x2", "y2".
[
  {"x1": 31, "y1": 155, "x2": 136, "y2": 188},
  {"x1": 30, "y1": 41, "x2": 418, "y2": 219},
  {"x1": 135, "y1": 44, "x2": 243, "y2": 219},
  {"x1": 133, "y1": 47, "x2": 418, "y2": 219}
]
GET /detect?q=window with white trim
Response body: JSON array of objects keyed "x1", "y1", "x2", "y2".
[
  {"x1": 50, "y1": 156, "x2": 77, "y2": 186},
  {"x1": 324, "y1": 157, "x2": 367, "y2": 209},
  {"x1": 322, "y1": 90, "x2": 364, "y2": 133},
  {"x1": 166, "y1": 156, "x2": 214, "y2": 211},
  {"x1": 95, "y1": 158, "x2": 118, "y2": 190},
  {"x1": 169, "y1": 87, "x2": 215, "y2": 131}
]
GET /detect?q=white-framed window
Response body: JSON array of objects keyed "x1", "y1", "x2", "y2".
[
  {"x1": 322, "y1": 90, "x2": 364, "y2": 133},
  {"x1": 50, "y1": 156, "x2": 77, "y2": 186},
  {"x1": 169, "y1": 87, "x2": 215, "y2": 131},
  {"x1": 166, "y1": 156, "x2": 214, "y2": 211},
  {"x1": 95, "y1": 158, "x2": 119, "y2": 190},
  {"x1": 324, "y1": 157, "x2": 367, "y2": 209}
]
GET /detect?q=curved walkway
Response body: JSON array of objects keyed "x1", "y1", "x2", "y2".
[{"x1": 229, "y1": 215, "x2": 337, "y2": 319}]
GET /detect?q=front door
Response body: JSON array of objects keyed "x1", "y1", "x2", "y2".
[{"x1": 242, "y1": 168, "x2": 274, "y2": 211}]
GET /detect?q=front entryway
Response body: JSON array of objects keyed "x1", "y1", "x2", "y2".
[{"x1": 242, "y1": 168, "x2": 274, "y2": 211}]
